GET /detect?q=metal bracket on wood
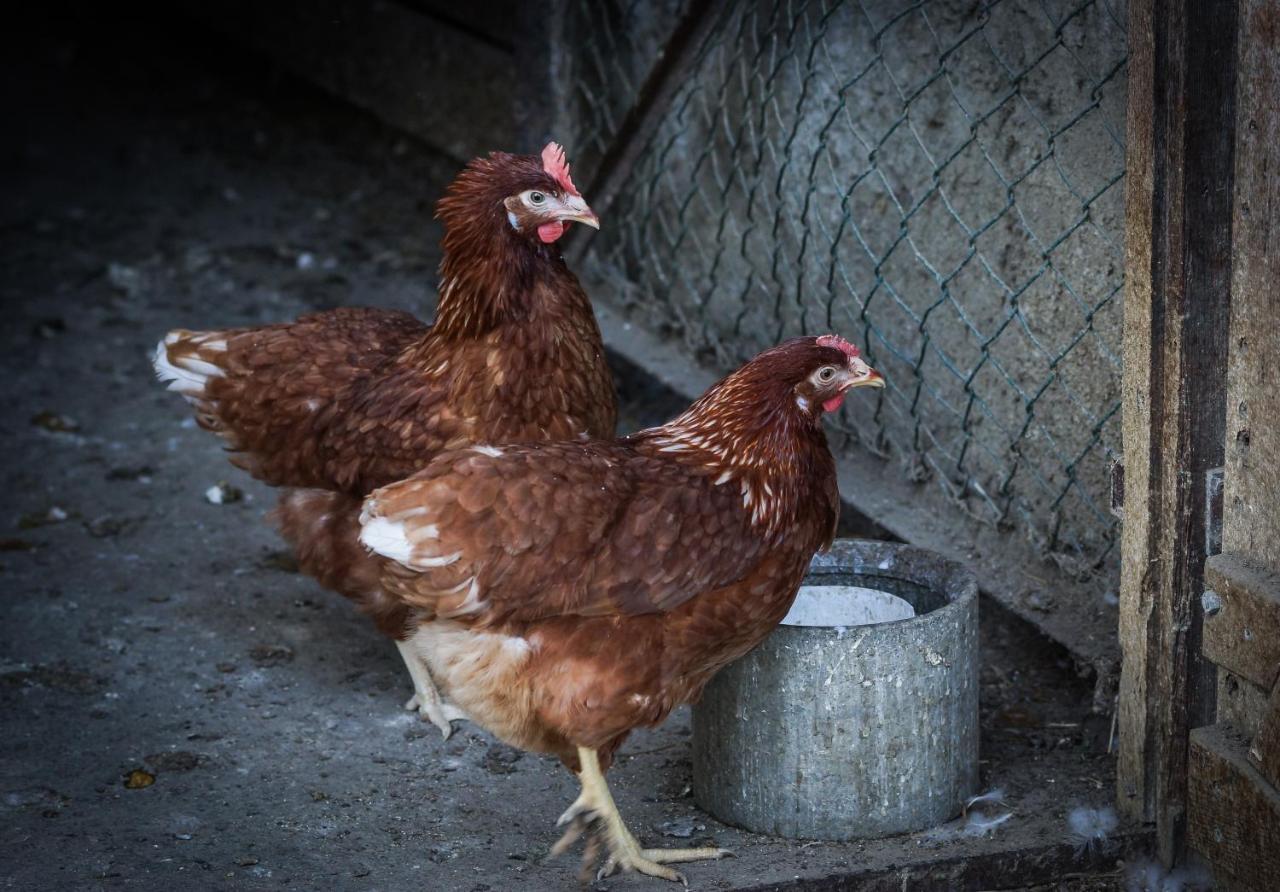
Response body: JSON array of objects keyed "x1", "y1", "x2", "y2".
[
  {"x1": 1206, "y1": 467, "x2": 1225, "y2": 558},
  {"x1": 1109, "y1": 459, "x2": 1124, "y2": 519}
]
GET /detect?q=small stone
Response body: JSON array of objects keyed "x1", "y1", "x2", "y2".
[
  {"x1": 107, "y1": 465, "x2": 153, "y2": 481},
  {"x1": 18, "y1": 507, "x2": 69, "y2": 529},
  {"x1": 295, "y1": 252, "x2": 316, "y2": 271},
  {"x1": 31, "y1": 411, "x2": 79, "y2": 432},
  {"x1": 204, "y1": 482, "x2": 242, "y2": 505},
  {"x1": 480, "y1": 743, "x2": 523, "y2": 775},
  {"x1": 123, "y1": 769, "x2": 155, "y2": 789},
  {"x1": 658, "y1": 817, "x2": 705, "y2": 838},
  {"x1": 249, "y1": 644, "x2": 294, "y2": 667}
]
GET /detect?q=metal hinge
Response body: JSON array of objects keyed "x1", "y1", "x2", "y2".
[
  {"x1": 1109, "y1": 459, "x2": 1124, "y2": 519},
  {"x1": 1205, "y1": 467, "x2": 1224, "y2": 557},
  {"x1": 1109, "y1": 461, "x2": 1224, "y2": 557}
]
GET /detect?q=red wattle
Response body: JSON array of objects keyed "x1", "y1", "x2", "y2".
[
  {"x1": 538, "y1": 221, "x2": 565, "y2": 243},
  {"x1": 822, "y1": 394, "x2": 846, "y2": 413}
]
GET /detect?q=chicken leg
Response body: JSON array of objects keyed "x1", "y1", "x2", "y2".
[
  {"x1": 395, "y1": 640, "x2": 468, "y2": 738},
  {"x1": 549, "y1": 747, "x2": 730, "y2": 884}
]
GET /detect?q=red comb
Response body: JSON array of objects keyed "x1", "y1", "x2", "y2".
[
  {"x1": 816, "y1": 334, "x2": 860, "y2": 358},
  {"x1": 541, "y1": 142, "x2": 580, "y2": 197}
]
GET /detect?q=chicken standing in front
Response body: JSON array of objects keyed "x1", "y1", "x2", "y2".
[
  {"x1": 152, "y1": 143, "x2": 616, "y2": 736},
  {"x1": 358, "y1": 335, "x2": 884, "y2": 882}
]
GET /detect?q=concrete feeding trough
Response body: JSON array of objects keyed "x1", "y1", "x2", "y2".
[{"x1": 692, "y1": 539, "x2": 979, "y2": 840}]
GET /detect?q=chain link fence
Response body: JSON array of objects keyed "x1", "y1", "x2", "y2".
[{"x1": 560, "y1": 0, "x2": 1127, "y2": 579}]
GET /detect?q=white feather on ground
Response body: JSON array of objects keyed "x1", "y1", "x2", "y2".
[
  {"x1": 1067, "y1": 805, "x2": 1118, "y2": 856},
  {"x1": 1126, "y1": 857, "x2": 1214, "y2": 891},
  {"x1": 964, "y1": 787, "x2": 1006, "y2": 814},
  {"x1": 961, "y1": 811, "x2": 1012, "y2": 837},
  {"x1": 920, "y1": 789, "x2": 1013, "y2": 844}
]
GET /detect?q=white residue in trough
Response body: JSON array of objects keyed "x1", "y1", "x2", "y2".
[{"x1": 781, "y1": 585, "x2": 916, "y2": 628}]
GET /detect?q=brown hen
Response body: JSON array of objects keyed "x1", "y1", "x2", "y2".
[
  {"x1": 358, "y1": 335, "x2": 884, "y2": 882},
  {"x1": 153, "y1": 144, "x2": 616, "y2": 734}
]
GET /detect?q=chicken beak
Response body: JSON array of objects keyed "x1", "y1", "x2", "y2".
[
  {"x1": 557, "y1": 195, "x2": 600, "y2": 230},
  {"x1": 855, "y1": 369, "x2": 885, "y2": 389},
  {"x1": 840, "y1": 367, "x2": 885, "y2": 391}
]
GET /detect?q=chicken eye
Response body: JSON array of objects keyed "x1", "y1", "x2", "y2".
[
  {"x1": 817, "y1": 366, "x2": 837, "y2": 383},
  {"x1": 529, "y1": 191, "x2": 546, "y2": 205}
]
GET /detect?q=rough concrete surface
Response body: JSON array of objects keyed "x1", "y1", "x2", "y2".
[{"x1": 2, "y1": 12, "x2": 1139, "y2": 891}]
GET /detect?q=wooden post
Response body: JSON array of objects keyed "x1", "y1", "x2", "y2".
[
  {"x1": 1185, "y1": 5, "x2": 1280, "y2": 885},
  {"x1": 1117, "y1": 0, "x2": 1238, "y2": 866},
  {"x1": 1222, "y1": 1, "x2": 1280, "y2": 566}
]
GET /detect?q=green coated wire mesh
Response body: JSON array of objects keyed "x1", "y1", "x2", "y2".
[{"x1": 561, "y1": 0, "x2": 1128, "y2": 579}]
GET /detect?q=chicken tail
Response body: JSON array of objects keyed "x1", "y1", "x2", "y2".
[
  {"x1": 272, "y1": 488, "x2": 413, "y2": 639},
  {"x1": 152, "y1": 328, "x2": 227, "y2": 403},
  {"x1": 151, "y1": 328, "x2": 241, "y2": 442}
]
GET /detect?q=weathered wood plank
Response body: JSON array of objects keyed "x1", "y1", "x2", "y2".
[
  {"x1": 1225, "y1": 0, "x2": 1280, "y2": 564},
  {"x1": 1116, "y1": 0, "x2": 1158, "y2": 832},
  {"x1": 1217, "y1": 669, "x2": 1270, "y2": 740},
  {"x1": 1189, "y1": 5, "x2": 1280, "y2": 886},
  {"x1": 1187, "y1": 724, "x2": 1280, "y2": 891},
  {"x1": 1117, "y1": 0, "x2": 1237, "y2": 864},
  {"x1": 1204, "y1": 553, "x2": 1280, "y2": 692},
  {"x1": 1249, "y1": 677, "x2": 1280, "y2": 791}
]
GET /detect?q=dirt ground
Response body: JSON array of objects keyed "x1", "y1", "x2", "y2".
[{"x1": 1, "y1": 11, "x2": 1155, "y2": 891}]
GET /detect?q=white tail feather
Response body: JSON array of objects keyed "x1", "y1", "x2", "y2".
[{"x1": 152, "y1": 331, "x2": 227, "y2": 399}]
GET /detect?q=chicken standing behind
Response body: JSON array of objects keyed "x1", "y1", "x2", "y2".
[
  {"x1": 358, "y1": 335, "x2": 884, "y2": 882},
  {"x1": 152, "y1": 143, "x2": 616, "y2": 735}
]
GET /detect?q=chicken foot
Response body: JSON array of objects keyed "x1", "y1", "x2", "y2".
[
  {"x1": 548, "y1": 747, "x2": 730, "y2": 884},
  {"x1": 395, "y1": 640, "x2": 468, "y2": 738}
]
